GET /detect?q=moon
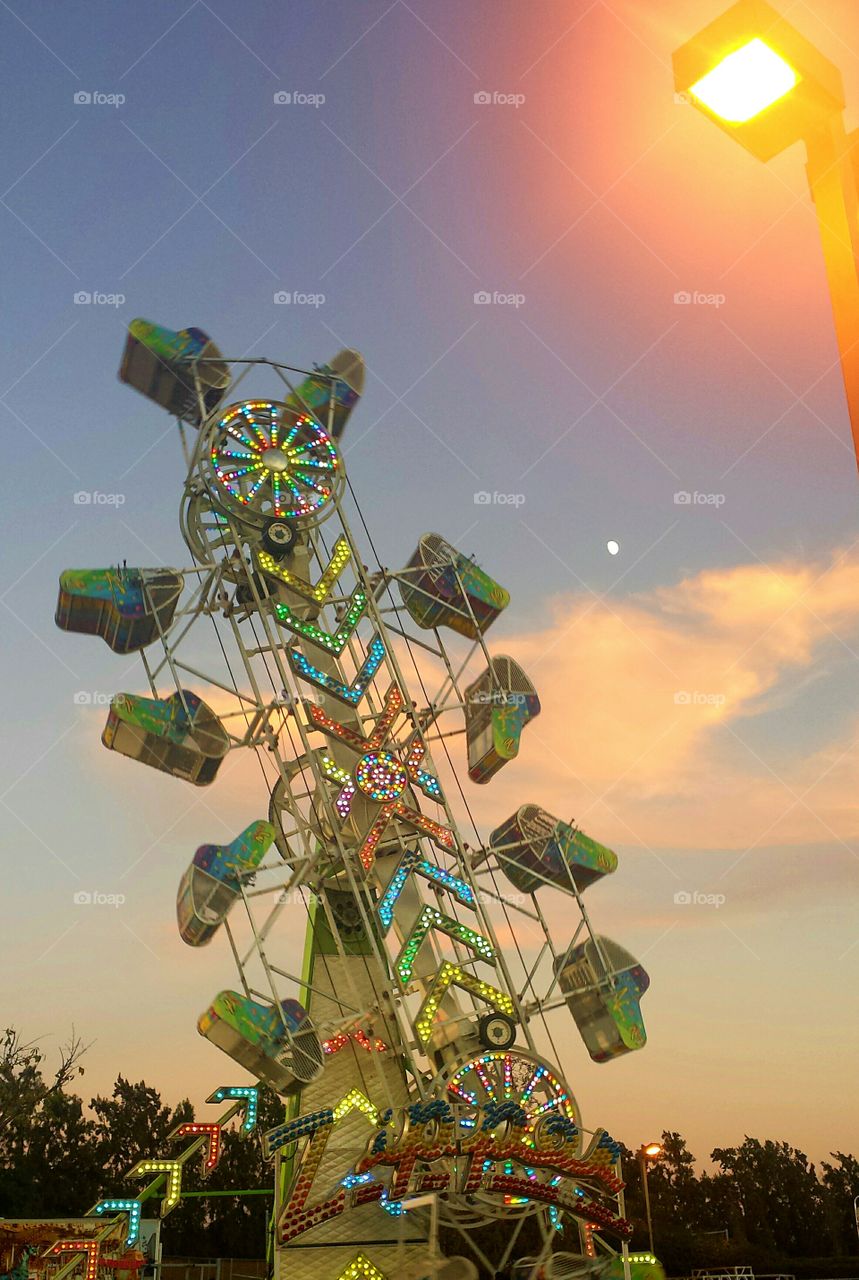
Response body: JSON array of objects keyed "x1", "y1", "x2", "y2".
[{"x1": 606, "y1": 540, "x2": 620, "y2": 556}]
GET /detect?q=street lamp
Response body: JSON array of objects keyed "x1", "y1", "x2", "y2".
[
  {"x1": 637, "y1": 1142, "x2": 663, "y2": 1256},
  {"x1": 672, "y1": 0, "x2": 859, "y2": 472}
]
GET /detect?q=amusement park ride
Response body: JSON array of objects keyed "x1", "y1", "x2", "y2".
[{"x1": 20, "y1": 321, "x2": 655, "y2": 1280}]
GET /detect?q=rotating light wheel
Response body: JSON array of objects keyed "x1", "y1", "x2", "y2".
[
  {"x1": 435, "y1": 1049, "x2": 582, "y2": 1223},
  {"x1": 200, "y1": 399, "x2": 342, "y2": 531}
]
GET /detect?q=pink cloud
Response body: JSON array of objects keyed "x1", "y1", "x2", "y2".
[{"x1": 445, "y1": 546, "x2": 859, "y2": 851}]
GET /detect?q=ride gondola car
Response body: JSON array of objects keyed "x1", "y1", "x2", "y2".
[
  {"x1": 197, "y1": 991, "x2": 324, "y2": 1094},
  {"x1": 463, "y1": 656, "x2": 540, "y2": 783},
  {"x1": 119, "y1": 318, "x2": 230, "y2": 425},
  {"x1": 55, "y1": 566, "x2": 182, "y2": 654},
  {"x1": 177, "y1": 820, "x2": 275, "y2": 946},
  {"x1": 554, "y1": 935, "x2": 649, "y2": 1062},
  {"x1": 489, "y1": 804, "x2": 617, "y2": 895},
  {"x1": 102, "y1": 690, "x2": 229, "y2": 785},
  {"x1": 283, "y1": 347, "x2": 365, "y2": 439},
  {"x1": 399, "y1": 533, "x2": 509, "y2": 638}
]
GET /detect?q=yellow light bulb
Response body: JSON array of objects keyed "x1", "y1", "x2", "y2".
[{"x1": 690, "y1": 38, "x2": 799, "y2": 123}]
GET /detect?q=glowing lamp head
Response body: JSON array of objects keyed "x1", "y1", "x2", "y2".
[
  {"x1": 673, "y1": 0, "x2": 844, "y2": 162},
  {"x1": 689, "y1": 38, "x2": 798, "y2": 123},
  {"x1": 642, "y1": 1141, "x2": 663, "y2": 1159}
]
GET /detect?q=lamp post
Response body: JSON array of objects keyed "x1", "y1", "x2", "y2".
[
  {"x1": 672, "y1": 0, "x2": 859, "y2": 473},
  {"x1": 637, "y1": 1142, "x2": 663, "y2": 1256},
  {"x1": 853, "y1": 1193, "x2": 859, "y2": 1244}
]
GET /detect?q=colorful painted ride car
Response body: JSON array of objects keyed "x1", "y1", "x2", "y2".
[
  {"x1": 399, "y1": 533, "x2": 509, "y2": 638},
  {"x1": 490, "y1": 805, "x2": 617, "y2": 895},
  {"x1": 463, "y1": 656, "x2": 540, "y2": 783},
  {"x1": 55, "y1": 566, "x2": 182, "y2": 654},
  {"x1": 555, "y1": 935, "x2": 649, "y2": 1063},
  {"x1": 198, "y1": 991, "x2": 324, "y2": 1094},
  {"x1": 177, "y1": 820, "x2": 275, "y2": 946},
  {"x1": 102, "y1": 690, "x2": 229, "y2": 786},
  {"x1": 119, "y1": 318, "x2": 230, "y2": 424}
]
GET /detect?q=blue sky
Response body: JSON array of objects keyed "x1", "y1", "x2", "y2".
[{"x1": 3, "y1": 0, "x2": 859, "y2": 1167}]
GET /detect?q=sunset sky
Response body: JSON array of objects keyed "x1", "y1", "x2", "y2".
[{"x1": 2, "y1": 0, "x2": 859, "y2": 1174}]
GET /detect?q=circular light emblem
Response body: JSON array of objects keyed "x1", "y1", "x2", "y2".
[{"x1": 354, "y1": 751, "x2": 409, "y2": 802}]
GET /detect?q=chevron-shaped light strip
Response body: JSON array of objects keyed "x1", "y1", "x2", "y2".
[
  {"x1": 45, "y1": 1242, "x2": 99, "y2": 1280},
  {"x1": 263, "y1": 1085, "x2": 380, "y2": 1159},
  {"x1": 377, "y1": 849, "x2": 476, "y2": 933},
  {"x1": 306, "y1": 684, "x2": 403, "y2": 752},
  {"x1": 358, "y1": 800, "x2": 455, "y2": 871},
  {"x1": 395, "y1": 904, "x2": 495, "y2": 984},
  {"x1": 318, "y1": 755, "x2": 356, "y2": 818},
  {"x1": 207, "y1": 1084, "x2": 258, "y2": 1132},
  {"x1": 92, "y1": 1200, "x2": 142, "y2": 1247},
  {"x1": 336, "y1": 1254, "x2": 390, "y2": 1280},
  {"x1": 172, "y1": 1122, "x2": 222, "y2": 1171},
  {"x1": 403, "y1": 737, "x2": 442, "y2": 799},
  {"x1": 289, "y1": 634, "x2": 385, "y2": 705},
  {"x1": 332, "y1": 1088, "x2": 380, "y2": 1124},
  {"x1": 415, "y1": 961, "x2": 515, "y2": 1044},
  {"x1": 273, "y1": 585, "x2": 367, "y2": 654},
  {"x1": 128, "y1": 1159, "x2": 183, "y2": 1214},
  {"x1": 256, "y1": 536, "x2": 352, "y2": 603}
]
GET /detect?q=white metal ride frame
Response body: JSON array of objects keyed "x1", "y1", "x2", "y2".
[{"x1": 91, "y1": 351, "x2": 637, "y2": 1280}]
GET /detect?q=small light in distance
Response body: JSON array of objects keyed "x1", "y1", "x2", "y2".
[{"x1": 606, "y1": 540, "x2": 620, "y2": 556}]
